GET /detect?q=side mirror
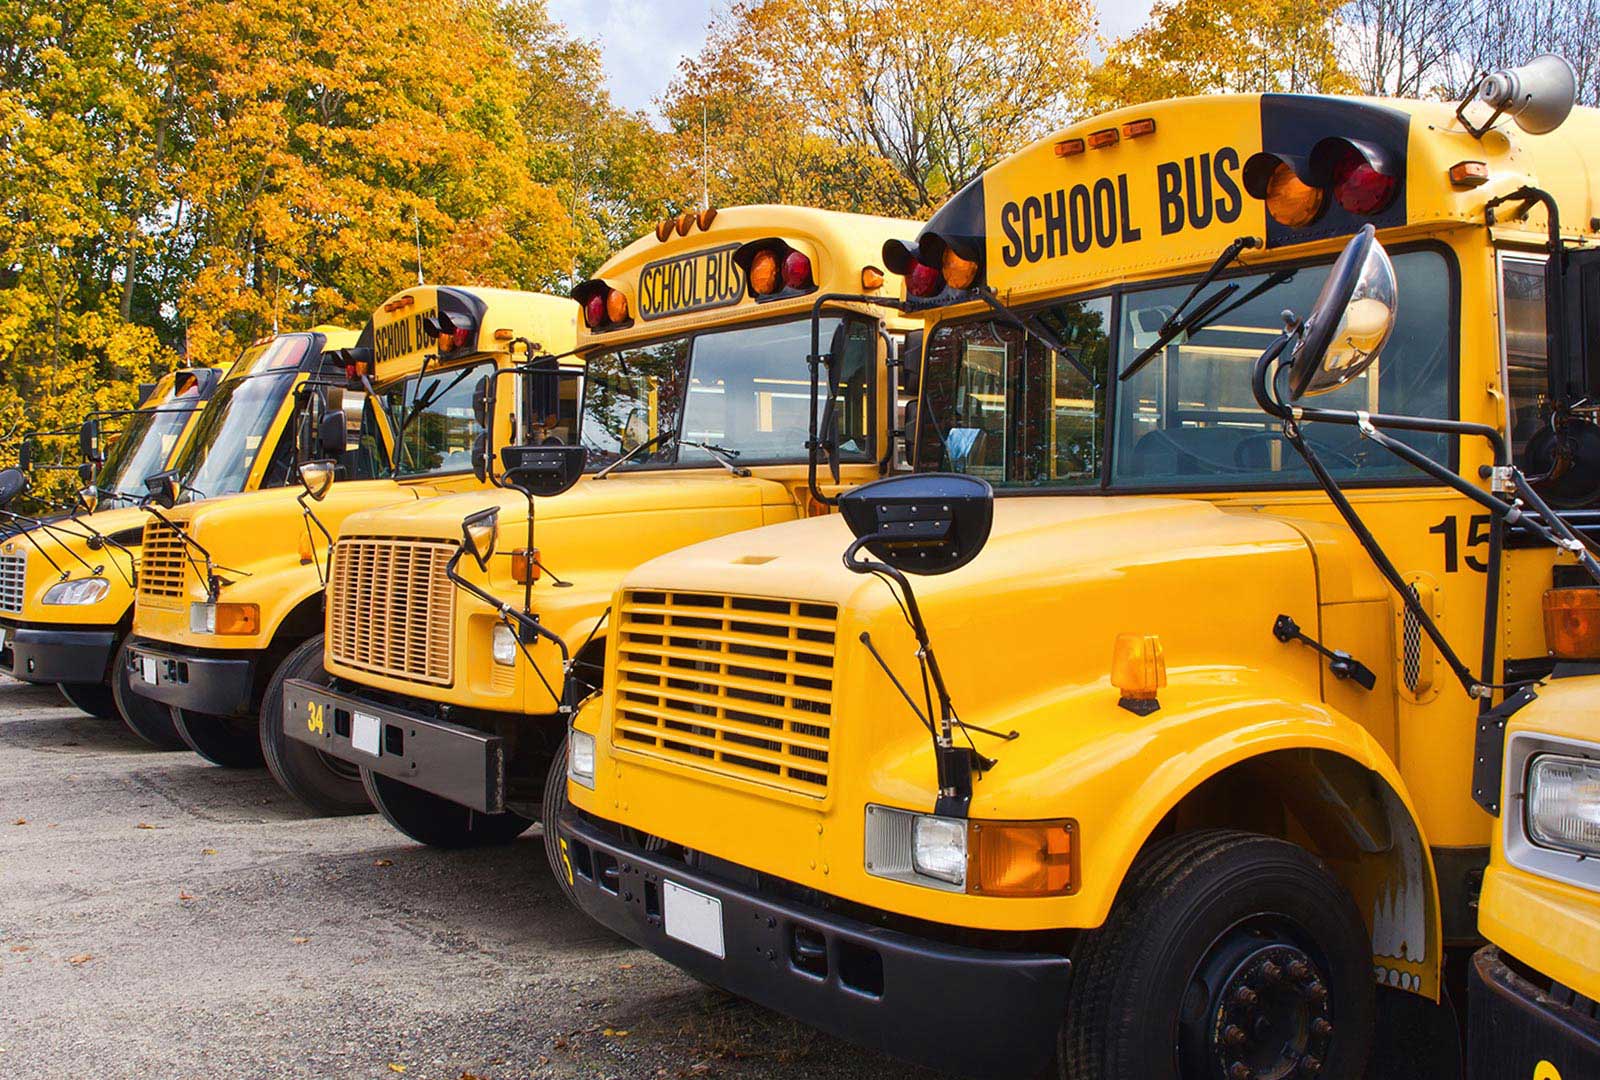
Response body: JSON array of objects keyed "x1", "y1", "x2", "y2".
[
  {"x1": 471, "y1": 432, "x2": 491, "y2": 484},
  {"x1": 899, "y1": 330, "x2": 923, "y2": 398},
  {"x1": 838, "y1": 472, "x2": 993, "y2": 575},
  {"x1": 78, "y1": 485, "x2": 99, "y2": 513},
  {"x1": 78, "y1": 461, "x2": 97, "y2": 484},
  {"x1": 500, "y1": 444, "x2": 586, "y2": 498},
  {"x1": 144, "y1": 469, "x2": 180, "y2": 509},
  {"x1": 1286, "y1": 225, "x2": 1397, "y2": 400},
  {"x1": 80, "y1": 418, "x2": 104, "y2": 465},
  {"x1": 0, "y1": 467, "x2": 27, "y2": 509},
  {"x1": 460, "y1": 506, "x2": 499, "y2": 570},
  {"x1": 524, "y1": 357, "x2": 561, "y2": 430},
  {"x1": 298, "y1": 460, "x2": 335, "y2": 502},
  {"x1": 17, "y1": 438, "x2": 33, "y2": 472},
  {"x1": 472, "y1": 375, "x2": 490, "y2": 429}
]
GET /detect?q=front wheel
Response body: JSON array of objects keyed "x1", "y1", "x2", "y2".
[
  {"x1": 173, "y1": 707, "x2": 265, "y2": 768},
  {"x1": 111, "y1": 641, "x2": 186, "y2": 749},
  {"x1": 57, "y1": 680, "x2": 117, "y2": 720},
  {"x1": 541, "y1": 736, "x2": 579, "y2": 905},
  {"x1": 362, "y1": 768, "x2": 532, "y2": 849},
  {"x1": 1059, "y1": 829, "x2": 1374, "y2": 1080},
  {"x1": 259, "y1": 635, "x2": 368, "y2": 815}
]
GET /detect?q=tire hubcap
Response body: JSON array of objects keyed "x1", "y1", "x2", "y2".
[{"x1": 1181, "y1": 926, "x2": 1334, "y2": 1080}]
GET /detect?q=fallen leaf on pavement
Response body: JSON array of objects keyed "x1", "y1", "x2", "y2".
[
  {"x1": 178, "y1": 892, "x2": 194, "y2": 902},
  {"x1": 201, "y1": 848, "x2": 217, "y2": 856},
  {"x1": 387, "y1": 1065, "x2": 406, "y2": 1074},
  {"x1": 373, "y1": 859, "x2": 393, "y2": 867},
  {"x1": 9, "y1": 945, "x2": 29, "y2": 953},
  {"x1": 618, "y1": 963, "x2": 634, "y2": 970},
  {"x1": 135, "y1": 823, "x2": 156, "y2": 830},
  {"x1": 603, "y1": 1028, "x2": 630, "y2": 1037},
  {"x1": 12, "y1": 818, "x2": 24, "y2": 826},
  {"x1": 68, "y1": 953, "x2": 92, "y2": 965},
  {"x1": 292, "y1": 937, "x2": 310, "y2": 945}
]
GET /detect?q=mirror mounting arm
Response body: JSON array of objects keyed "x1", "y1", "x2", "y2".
[
  {"x1": 444, "y1": 547, "x2": 579, "y2": 715},
  {"x1": 296, "y1": 490, "x2": 335, "y2": 587}
]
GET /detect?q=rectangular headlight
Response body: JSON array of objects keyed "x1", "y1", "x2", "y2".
[
  {"x1": 491, "y1": 622, "x2": 517, "y2": 667},
  {"x1": 865, "y1": 805, "x2": 965, "y2": 892},
  {"x1": 568, "y1": 728, "x2": 595, "y2": 788},
  {"x1": 1528, "y1": 754, "x2": 1600, "y2": 857}
]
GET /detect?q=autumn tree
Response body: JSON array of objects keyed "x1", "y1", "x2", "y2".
[{"x1": 662, "y1": 0, "x2": 1096, "y2": 216}]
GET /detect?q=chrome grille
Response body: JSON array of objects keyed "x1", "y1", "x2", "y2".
[
  {"x1": 0, "y1": 551, "x2": 25, "y2": 613},
  {"x1": 137, "y1": 521, "x2": 188, "y2": 608},
  {"x1": 613, "y1": 590, "x2": 837, "y2": 797},
  {"x1": 327, "y1": 537, "x2": 457, "y2": 686}
]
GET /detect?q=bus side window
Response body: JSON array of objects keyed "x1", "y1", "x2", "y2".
[{"x1": 1501, "y1": 256, "x2": 1549, "y2": 464}]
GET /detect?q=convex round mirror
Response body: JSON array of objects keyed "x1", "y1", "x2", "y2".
[
  {"x1": 78, "y1": 484, "x2": 99, "y2": 513},
  {"x1": 298, "y1": 460, "x2": 335, "y2": 502},
  {"x1": 460, "y1": 506, "x2": 499, "y2": 570},
  {"x1": 838, "y1": 472, "x2": 994, "y2": 575},
  {"x1": 1288, "y1": 224, "x2": 1397, "y2": 400}
]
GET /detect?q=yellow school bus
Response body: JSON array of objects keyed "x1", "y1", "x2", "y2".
[
  {"x1": 276, "y1": 206, "x2": 920, "y2": 851},
  {"x1": 0, "y1": 364, "x2": 235, "y2": 736},
  {"x1": 121, "y1": 289, "x2": 576, "y2": 770},
  {"x1": 1472, "y1": 674, "x2": 1600, "y2": 1079},
  {"x1": 556, "y1": 69, "x2": 1600, "y2": 1077}
]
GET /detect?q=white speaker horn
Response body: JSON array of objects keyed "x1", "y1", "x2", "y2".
[{"x1": 1478, "y1": 54, "x2": 1578, "y2": 135}]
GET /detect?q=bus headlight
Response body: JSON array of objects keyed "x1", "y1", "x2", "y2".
[
  {"x1": 1528, "y1": 754, "x2": 1600, "y2": 857},
  {"x1": 568, "y1": 729, "x2": 596, "y2": 788},
  {"x1": 865, "y1": 805, "x2": 966, "y2": 891},
  {"x1": 491, "y1": 623, "x2": 517, "y2": 667},
  {"x1": 189, "y1": 602, "x2": 259, "y2": 635},
  {"x1": 42, "y1": 577, "x2": 110, "y2": 605},
  {"x1": 913, "y1": 815, "x2": 969, "y2": 885}
]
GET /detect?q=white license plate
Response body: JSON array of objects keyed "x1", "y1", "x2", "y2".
[
  {"x1": 140, "y1": 657, "x2": 158, "y2": 685},
  {"x1": 662, "y1": 880, "x2": 725, "y2": 959},
  {"x1": 351, "y1": 711, "x2": 381, "y2": 757}
]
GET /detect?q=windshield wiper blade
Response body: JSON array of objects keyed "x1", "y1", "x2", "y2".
[
  {"x1": 1120, "y1": 235, "x2": 1260, "y2": 383},
  {"x1": 681, "y1": 440, "x2": 751, "y2": 477},
  {"x1": 594, "y1": 429, "x2": 671, "y2": 480},
  {"x1": 974, "y1": 285, "x2": 1092, "y2": 382},
  {"x1": 1121, "y1": 282, "x2": 1240, "y2": 383}
]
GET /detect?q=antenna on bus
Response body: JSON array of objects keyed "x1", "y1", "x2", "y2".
[
  {"x1": 414, "y1": 213, "x2": 424, "y2": 286},
  {"x1": 700, "y1": 0, "x2": 711, "y2": 213}
]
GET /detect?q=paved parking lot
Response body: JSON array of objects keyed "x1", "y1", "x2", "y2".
[{"x1": 0, "y1": 678, "x2": 929, "y2": 1080}]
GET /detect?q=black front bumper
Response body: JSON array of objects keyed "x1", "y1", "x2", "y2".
[
  {"x1": 1469, "y1": 946, "x2": 1600, "y2": 1079},
  {"x1": 558, "y1": 810, "x2": 1073, "y2": 1079},
  {"x1": 282, "y1": 679, "x2": 506, "y2": 813},
  {"x1": 123, "y1": 637, "x2": 255, "y2": 716},
  {"x1": 1, "y1": 625, "x2": 117, "y2": 684}
]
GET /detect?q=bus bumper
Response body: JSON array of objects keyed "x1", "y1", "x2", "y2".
[
  {"x1": 2, "y1": 625, "x2": 116, "y2": 684},
  {"x1": 557, "y1": 809, "x2": 1073, "y2": 1080},
  {"x1": 1469, "y1": 946, "x2": 1600, "y2": 1080},
  {"x1": 123, "y1": 637, "x2": 255, "y2": 716},
  {"x1": 281, "y1": 679, "x2": 506, "y2": 814}
]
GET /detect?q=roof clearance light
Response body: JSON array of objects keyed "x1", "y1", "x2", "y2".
[
  {"x1": 605, "y1": 288, "x2": 629, "y2": 324},
  {"x1": 676, "y1": 211, "x2": 695, "y2": 237},
  {"x1": 1086, "y1": 128, "x2": 1120, "y2": 150},
  {"x1": 1122, "y1": 118, "x2": 1156, "y2": 138},
  {"x1": 1332, "y1": 148, "x2": 1398, "y2": 215},
  {"x1": 749, "y1": 249, "x2": 782, "y2": 295},
  {"x1": 907, "y1": 259, "x2": 944, "y2": 298},
  {"x1": 697, "y1": 207, "x2": 717, "y2": 231},
  {"x1": 781, "y1": 250, "x2": 813, "y2": 290},
  {"x1": 942, "y1": 248, "x2": 980, "y2": 290},
  {"x1": 1054, "y1": 138, "x2": 1086, "y2": 158},
  {"x1": 584, "y1": 293, "x2": 607, "y2": 329},
  {"x1": 1265, "y1": 161, "x2": 1325, "y2": 227},
  {"x1": 655, "y1": 218, "x2": 674, "y2": 242}
]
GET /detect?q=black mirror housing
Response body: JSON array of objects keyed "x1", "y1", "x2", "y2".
[
  {"x1": 77, "y1": 461, "x2": 97, "y2": 484},
  {"x1": 80, "y1": 418, "x2": 103, "y2": 464},
  {"x1": 838, "y1": 472, "x2": 993, "y2": 575},
  {"x1": 0, "y1": 467, "x2": 27, "y2": 509},
  {"x1": 317, "y1": 409, "x2": 349, "y2": 458},
  {"x1": 523, "y1": 356, "x2": 561, "y2": 429},
  {"x1": 471, "y1": 432, "x2": 491, "y2": 484},
  {"x1": 144, "y1": 469, "x2": 179, "y2": 509},
  {"x1": 500, "y1": 443, "x2": 586, "y2": 499}
]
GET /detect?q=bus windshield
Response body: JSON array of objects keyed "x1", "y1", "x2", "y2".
[
  {"x1": 97, "y1": 403, "x2": 201, "y2": 506},
  {"x1": 170, "y1": 372, "x2": 298, "y2": 501},
  {"x1": 382, "y1": 358, "x2": 498, "y2": 479},
  {"x1": 915, "y1": 248, "x2": 1454, "y2": 489},
  {"x1": 579, "y1": 316, "x2": 876, "y2": 470}
]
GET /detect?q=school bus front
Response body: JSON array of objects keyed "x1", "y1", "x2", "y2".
[
  {"x1": 559, "y1": 91, "x2": 1600, "y2": 1077},
  {"x1": 281, "y1": 206, "x2": 921, "y2": 848}
]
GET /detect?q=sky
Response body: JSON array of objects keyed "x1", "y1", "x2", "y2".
[{"x1": 546, "y1": 0, "x2": 1157, "y2": 119}]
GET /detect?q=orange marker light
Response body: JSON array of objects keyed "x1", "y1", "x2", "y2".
[
  {"x1": 511, "y1": 548, "x2": 541, "y2": 585},
  {"x1": 1544, "y1": 587, "x2": 1600, "y2": 659},
  {"x1": 655, "y1": 218, "x2": 674, "y2": 242},
  {"x1": 1112, "y1": 632, "x2": 1166, "y2": 714},
  {"x1": 749, "y1": 249, "x2": 781, "y2": 295},
  {"x1": 1087, "y1": 128, "x2": 1120, "y2": 150},
  {"x1": 676, "y1": 211, "x2": 695, "y2": 237},
  {"x1": 213, "y1": 603, "x2": 260, "y2": 636},
  {"x1": 860, "y1": 266, "x2": 885, "y2": 290},
  {"x1": 297, "y1": 531, "x2": 315, "y2": 566},
  {"x1": 969, "y1": 820, "x2": 1077, "y2": 897},
  {"x1": 1264, "y1": 161, "x2": 1324, "y2": 227},
  {"x1": 494, "y1": 328, "x2": 514, "y2": 341},
  {"x1": 1122, "y1": 118, "x2": 1156, "y2": 138},
  {"x1": 605, "y1": 289, "x2": 629, "y2": 324},
  {"x1": 941, "y1": 248, "x2": 980, "y2": 290},
  {"x1": 1054, "y1": 138, "x2": 1085, "y2": 157},
  {"x1": 697, "y1": 207, "x2": 718, "y2": 231},
  {"x1": 1449, "y1": 160, "x2": 1489, "y2": 187}
]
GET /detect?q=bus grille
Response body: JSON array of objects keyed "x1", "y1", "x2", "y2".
[
  {"x1": 613, "y1": 590, "x2": 837, "y2": 798},
  {"x1": 138, "y1": 521, "x2": 189, "y2": 607},
  {"x1": 327, "y1": 538, "x2": 457, "y2": 686},
  {"x1": 0, "y1": 551, "x2": 25, "y2": 613}
]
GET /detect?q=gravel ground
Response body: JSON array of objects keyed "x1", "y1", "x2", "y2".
[{"x1": 0, "y1": 678, "x2": 932, "y2": 1080}]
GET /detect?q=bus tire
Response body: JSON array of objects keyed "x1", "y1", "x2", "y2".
[
  {"x1": 260, "y1": 634, "x2": 369, "y2": 815},
  {"x1": 112, "y1": 641, "x2": 186, "y2": 749},
  {"x1": 1059, "y1": 828, "x2": 1374, "y2": 1080},
  {"x1": 541, "y1": 736, "x2": 579, "y2": 906},
  {"x1": 58, "y1": 680, "x2": 117, "y2": 720},
  {"x1": 362, "y1": 768, "x2": 532, "y2": 849},
  {"x1": 173, "y1": 706, "x2": 264, "y2": 768}
]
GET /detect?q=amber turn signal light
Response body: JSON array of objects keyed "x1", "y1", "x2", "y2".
[
  {"x1": 860, "y1": 266, "x2": 885, "y2": 290},
  {"x1": 1264, "y1": 161, "x2": 1325, "y2": 227},
  {"x1": 969, "y1": 819, "x2": 1077, "y2": 897},
  {"x1": 1449, "y1": 161, "x2": 1489, "y2": 188},
  {"x1": 511, "y1": 548, "x2": 541, "y2": 585},
  {"x1": 941, "y1": 248, "x2": 980, "y2": 290},
  {"x1": 213, "y1": 603, "x2": 260, "y2": 636},
  {"x1": 1544, "y1": 587, "x2": 1600, "y2": 660}
]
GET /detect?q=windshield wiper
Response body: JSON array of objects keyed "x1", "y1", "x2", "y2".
[
  {"x1": 974, "y1": 285, "x2": 1093, "y2": 382},
  {"x1": 594, "y1": 429, "x2": 670, "y2": 479},
  {"x1": 1121, "y1": 235, "x2": 1260, "y2": 383},
  {"x1": 681, "y1": 440, "x2": 751, "y2": 477}
]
